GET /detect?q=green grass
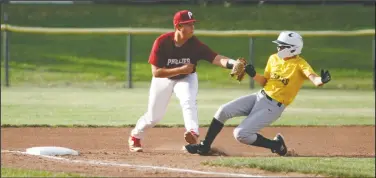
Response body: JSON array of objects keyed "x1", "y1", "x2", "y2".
[
  {"x1": 203, "y1": 157, "x2": 375, "y2": 178},
  {"x1": 4, "y1": 4, "x2": 374, "y2": 29},
  {"x1": 1, "y1": 167, "x2": 82, "y2": 177},
  {"x1": 1, "y1": 87, "x2": 374, "y2": 126},
  {"x1": 1, "y1": 4, "x2": 375, "y2": 89}
]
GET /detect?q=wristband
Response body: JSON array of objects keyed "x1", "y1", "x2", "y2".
[
  {"x1": 226, "y1": 59, "x2": 236, "y2": 69},
  {"x1": 314, "y1": 76, "x2": 323, "y2": 86}
]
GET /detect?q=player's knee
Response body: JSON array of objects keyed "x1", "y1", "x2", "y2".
[
  {"x1": 214, "y1": 104, "x2": 231, "y2": 123},
  {"x1": 233, "y1": 128, "x2": 256, "y2": 145},
  {"x1": 233, "y1": 127, "x2": 248, "y2": 144}
]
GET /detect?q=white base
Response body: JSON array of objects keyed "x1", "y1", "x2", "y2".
[{"x1": 26, "y1": 146, "x2": 79, "y2": 156}]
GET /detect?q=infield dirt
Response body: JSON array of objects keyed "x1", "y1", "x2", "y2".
[{"x1": 1, "y1": 126, "x2": 374, "y2": 177}]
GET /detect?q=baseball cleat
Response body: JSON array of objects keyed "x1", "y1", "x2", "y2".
[
  {"x1": 184, "y1": 144, "x2": 200, "y2": 154},
  {"x1": 272, "y1": 133, "x2": 287, "y2": 156},
  {"x1": 197, "y1": 144, "x2": 210, "y2": 155},
  {"x1": 128, "y1": 136, "x2": 143, "y2": 152},
  {"x1": 184, "y1": 131, "x2": 199, "y2": 144},
  {"x1": 184, "y1": 141, "x2": 211, "y2": 155}
]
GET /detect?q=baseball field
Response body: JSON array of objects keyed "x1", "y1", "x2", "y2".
[{"x1": 1, "y1": 3, "x2": 375, "y2": 177}]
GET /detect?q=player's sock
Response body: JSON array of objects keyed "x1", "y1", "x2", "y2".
[
  {"x1": 202, "y1": 118, "x2": 224, "y2": 147},
  {"x1": 251, "y1": 133, "x2": 279, "y2": 149}
]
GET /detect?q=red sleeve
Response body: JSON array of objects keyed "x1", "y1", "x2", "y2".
[
  {"x1": 196, "y1": 40, "x2": 218, "y2": 63},
  {"x1": 148, "y1": 38, "x2": 164, "y2": 67}
]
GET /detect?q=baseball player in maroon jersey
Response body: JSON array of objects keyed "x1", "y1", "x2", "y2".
[{"x1": 128, "y1": 10, "x2": 242, "y2": 152}]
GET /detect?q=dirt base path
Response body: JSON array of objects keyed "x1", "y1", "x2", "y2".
[{"x1": 1, "y1": 126, "x2": 374, "y2": 177}]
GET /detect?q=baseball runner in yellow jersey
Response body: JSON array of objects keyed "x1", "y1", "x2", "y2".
[{"x1": 184, "y1": 31, "x2": 331, "y2": 156}]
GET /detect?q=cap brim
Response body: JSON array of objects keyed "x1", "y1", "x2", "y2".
[{"x1": 179, "y1": 19, "x2": 197, "y2": 24}]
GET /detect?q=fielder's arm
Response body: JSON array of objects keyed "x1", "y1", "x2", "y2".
[
  {"x1": 211, "y1": 55, "x2": 234, "y2": 69},
  {"x1": 212, "y1": 55, "x2": 268, "y2": 86},
  {"x1": 151, "y1": 64, "x2": 194, "y2": 78}
]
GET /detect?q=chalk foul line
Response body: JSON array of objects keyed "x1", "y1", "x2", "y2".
[{"x1": 1, "y1": 150, "x2": 284, "y2": 177}]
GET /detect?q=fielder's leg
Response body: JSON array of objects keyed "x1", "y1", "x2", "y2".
[
  {"x1": 173, "y1": 73, "x2": 199, "y2": 144},
  {"x1": 129, "y1": 77, "x2": 175, "y2": 152},
  {"x1": 185, "y1": 93, "x2": 258, "y2": 154},
  {"x1": 233, "y1": 91, "x2": 287, "y2": 156}
]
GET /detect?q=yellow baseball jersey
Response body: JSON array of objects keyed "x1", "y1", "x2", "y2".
[{"x1": 263, "y1": 54, "x2": 317, "y2": 106}]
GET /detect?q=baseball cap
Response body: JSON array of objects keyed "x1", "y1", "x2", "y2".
[{"x1": 173, "y1": 10, "x2": 196, "y2": 26}]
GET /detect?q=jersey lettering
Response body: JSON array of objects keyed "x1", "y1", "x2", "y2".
[
  {"x1": 281, "y1": 78, "x2": 289, "y2": 85},
  {"x1": 271, "y1": 73, "x2": 290, "y2": 86},
  {"x1": 167, "y1": 58, "x2": 191, "y2": 66}
]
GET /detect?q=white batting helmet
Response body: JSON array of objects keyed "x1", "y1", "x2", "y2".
[{"x1": 272, "y1": 31, "x2": 303, "y2": 58}]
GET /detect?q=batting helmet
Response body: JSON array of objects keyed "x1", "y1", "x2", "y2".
[{"x1": 272, "y1": 31, "x2": 303, "y2": 59}]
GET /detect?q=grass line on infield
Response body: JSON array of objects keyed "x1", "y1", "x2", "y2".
[
  {"x1": 1, "y1": 124, "x2": 375, "y2": 128},
  {"x1": 1, "y1": 167, "x2": 83, "y2": 177},
  {"x1": 202, "y1": 157, "x2": 375, "y2": 178}
]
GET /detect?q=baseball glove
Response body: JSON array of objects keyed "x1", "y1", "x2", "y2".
[{"x1": 230, "y1": 57, "x2": 247, "y2": 82}]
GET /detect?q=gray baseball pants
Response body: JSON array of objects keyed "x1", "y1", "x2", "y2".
[{"x1": 214, "y1": 90, "x2": 286, "y2": 145}]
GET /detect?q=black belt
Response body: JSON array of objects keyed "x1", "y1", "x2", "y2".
[{"x1": 261, "y1": 90, "x2": 283, "y2": 107}]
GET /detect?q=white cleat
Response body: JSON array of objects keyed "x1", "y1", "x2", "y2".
[
  {"x1": 128, "y1": 136, "x2": 143, "y2": 152},
  {"x1": 184, "y1": 131, "x2": 199, "y2": 144}
]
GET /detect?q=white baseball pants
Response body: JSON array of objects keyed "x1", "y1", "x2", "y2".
[{"x1": 131, "y1": 73, "x2": 199, "y2": 139}]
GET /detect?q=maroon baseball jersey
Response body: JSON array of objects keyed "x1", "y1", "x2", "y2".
[{"x1": 148, "y1": 32, "x2": 218, "y2": 80}]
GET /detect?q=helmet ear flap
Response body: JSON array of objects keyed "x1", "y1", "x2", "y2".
[{"x1": 291, "y1": 45, "x2": 303, "y2": 56}]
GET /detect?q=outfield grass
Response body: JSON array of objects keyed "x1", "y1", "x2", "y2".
[
  {"x1": 203, "y1": 157, "x2": 375, "y2": 178},
  {"x1": 1, "y1": 87, "x2": 374, "y2": 126},
  {"x1": 3, "y1": 4, "x2": 374, "y2": 29},
  {"x1": 1, "y1": 167, "x2": 82, "y2": 177},
  {"x1": 1, "y1": 4, "x2": 374, "y2": 89}
]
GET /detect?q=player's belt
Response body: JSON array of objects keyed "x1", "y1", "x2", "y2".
[{"x1": 261, "y1": 90, "x2": 283, "y2": 107}]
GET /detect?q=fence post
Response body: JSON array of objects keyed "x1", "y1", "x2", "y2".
[
  {"x1": 249, "y1": 37, "x2": 254, "y2": 89},
  {"x1": 4, "y1": 11, "x2": 10, "y2": 87},
  {"x1": 373, "y1": 38, "x2": 375, "y2": 91},
  {"x1": 0, "y1": 2, "x2": 2, "y2": 86},
  {"x1": 126, "y1": 34, "x2": 133, "y2": 89}
]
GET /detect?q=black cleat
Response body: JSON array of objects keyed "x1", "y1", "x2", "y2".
[
  {"x1": 184, "y1": 141, "x2": 211, "y2": 155},
  {"x1": 272, "y1": 133, "x2": 288, "y2": 156},
  {"x1": 184, "y1": 144, "x2": 200, "y2": 154},
  {"x1": 197, "y1": 142, "x2": 210, "y2": 155}
]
